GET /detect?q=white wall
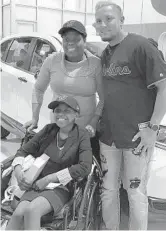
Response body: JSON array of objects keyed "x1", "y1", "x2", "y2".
[
  {"x1": 86, "y1": 0, "x2": 166, "y2": 25},
  {"x1": 0, "y1": 0, "x2": 2, "y2": 39},
  {"x1": 38, "y1": 8, "x2": 62, "y2": 35},
  {"x1": 123, "y1": 0, "x2": 166, "y2": 24},
  {"x1": 1, "y1": 0, "x2": 166, "y2": 39},
  {"x1": 2, "y1": 5, "x2": 11, "y2": 37}
]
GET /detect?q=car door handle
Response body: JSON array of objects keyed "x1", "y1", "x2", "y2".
[{"x1": 18, "y1": 77, "x2": 27, "y2": 83}]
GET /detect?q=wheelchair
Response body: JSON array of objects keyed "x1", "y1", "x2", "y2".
[{"x1": 1, "y1": 131, "x2": 103, "y2": 230}]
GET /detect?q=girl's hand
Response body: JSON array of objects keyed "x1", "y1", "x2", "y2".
[
  {"x1": 15, "y1": 167, "x2": 32, "y2": 191},
  {"x1": 85, "y1": 125, "x2": 95, "y2": 137},
  {"x1": 33, "y1": 176, "x2": 50, "y2": 191}
]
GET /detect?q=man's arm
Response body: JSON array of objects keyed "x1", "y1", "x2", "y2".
[
  {"x1": 132, "y1": 38, "x2": 166, "y2": 154},
  {"x1": 88, "y1": 59, "x2": 104, "y2": 136},
  {"x1": 133, "y1": 80, "x2": 166, "y2": 155}
]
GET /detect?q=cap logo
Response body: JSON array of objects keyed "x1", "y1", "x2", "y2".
[
  {"x1": 57, "y1": 95, "x2": 68, "y2": 101},
  {"x1": 66, "y1": 21, "x2": 74, "y2": 27},
  {"x1": 76, "y1": 106, "x2": 79, "y2": 111}
]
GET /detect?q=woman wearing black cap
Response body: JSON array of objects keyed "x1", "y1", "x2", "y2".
[
  {"x1": 24, "y1": 20, "x2": 104, "y2": 141},
  {"x1": 6, "y1": 96, "x2": 92, "y2": 230}
]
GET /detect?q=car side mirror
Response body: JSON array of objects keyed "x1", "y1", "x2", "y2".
[{"x1": 34, "y1": 70, "x2": 40, "y2": 79}]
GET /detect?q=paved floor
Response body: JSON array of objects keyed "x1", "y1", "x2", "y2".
[{"x1": 120, "y1": 211, "x2": 166, "y2": 230}]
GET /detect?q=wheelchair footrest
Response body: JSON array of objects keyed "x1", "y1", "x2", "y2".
[
  {"x1": 42, "y1": 219, "x2": 64, "y2": 230},
  {"x1": 68, "y1": 220, "x2": 77, "y2": 229},
  {"x1": 1, "y1": 202, "x2": 13, "y2": 215}
]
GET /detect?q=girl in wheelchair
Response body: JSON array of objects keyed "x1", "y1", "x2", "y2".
[{"x1": 6, "y1": 96, "x2": 92, "y2": 230}]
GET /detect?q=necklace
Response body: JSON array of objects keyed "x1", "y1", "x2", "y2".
[
  {"x1": 61, "y1": 52, "x2": 90, "y2": 78},
  {"x1": 56, "y1": 132, "x2": 65, "y2": 150}
]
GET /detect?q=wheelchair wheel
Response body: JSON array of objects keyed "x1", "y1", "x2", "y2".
[
  {"x1": 1, "y1": 218, "x2": 9, "y2": 230},
  {"x1": 85, "y1": 181, "x2": 102, "y2": 230},
  {"x1": 76, "y1": 172, "x2": 102, "y2": 230},
  {"x1": 85, "y1": 182, "x2": 97, "y2": 230}
]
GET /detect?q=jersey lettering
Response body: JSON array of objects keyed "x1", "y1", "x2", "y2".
[{"x1": 103, "y1": 63, "x2": 131, "y2": 77}]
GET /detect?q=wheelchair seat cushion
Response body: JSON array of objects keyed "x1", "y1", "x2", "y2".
[{"x1": 20, "y1": 187, "x2": 70, "y2": 215}]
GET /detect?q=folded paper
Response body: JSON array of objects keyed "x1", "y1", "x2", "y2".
[{"x1": 14, "y1": 154, "x2": 50, "y2": 199}]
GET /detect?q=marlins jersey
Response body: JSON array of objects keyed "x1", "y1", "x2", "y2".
[{"x1": 99, "y1": 33, "x2": 166, "y2": 148}]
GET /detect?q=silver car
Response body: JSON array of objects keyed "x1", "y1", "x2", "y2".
[{"x1": 1, "y1": 33, "x2": 108, "y2": 138}]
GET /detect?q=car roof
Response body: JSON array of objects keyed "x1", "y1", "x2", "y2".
[
  {"x1": 1, "y1": 33, "x2": 105, "y2": 44},
  {"x1": 0, "y1": 32, "x2": 62, "y2": 42},
  {"x1": 0, "y1": 32, "x2": 63, "y2": 52}
]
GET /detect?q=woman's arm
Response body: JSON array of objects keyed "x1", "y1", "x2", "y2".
[
  {"x1": 24, "y1": 55, "x2": 52, "y2": 130},
  {"x1": 12, "y1": 125, "x2": 48, "y2": 169},
  {"x1": 45, "y1": 130, "x2": 93, "y2": 186},
  {"x1": 32, "y1": 56, "x2": 51, "y2": 121},
  {"x1": 12, "y1": 125, "x2": 47, "y2": 190},
  {"x1": 132, "y1": 39, "x2": 166, "y2": 155},
  {"x1": 88, "y1": 60, "x2": 104, "y2": 131}
]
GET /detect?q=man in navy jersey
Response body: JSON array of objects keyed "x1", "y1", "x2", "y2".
[{"x1": 94, "y1": 1, "x2": 166, "y2": 230}]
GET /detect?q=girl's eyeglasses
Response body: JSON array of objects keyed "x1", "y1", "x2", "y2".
[{"x1": 54, "y1": 108, "x2": 75, "y2": 114}]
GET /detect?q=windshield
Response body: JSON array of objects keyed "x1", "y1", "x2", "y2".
[
  {"x1": 157, "y1": 125, "x2": 166, "y2": 145},
  {"x1": 51, "y1": 35, "x2": 62, "y2": 45}
]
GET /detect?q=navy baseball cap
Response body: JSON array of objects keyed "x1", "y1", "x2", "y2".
[
  {"x1": 48, "y1": 95, "x2": 80, "y2": 113},
  {"x1": 58, "y1": 20, "x2": 87, "y2": 38}
]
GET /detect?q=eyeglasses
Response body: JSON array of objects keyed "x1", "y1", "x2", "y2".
[
  {"x1": 54, "y1": 108, "x2": 75, "y2": 114},
  {"x1": 63, "y1": 36, "x2": 83, "y2": 44}
]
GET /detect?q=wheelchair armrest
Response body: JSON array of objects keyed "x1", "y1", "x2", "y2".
[
  {"x1": 1, "y1": 155, "x2": 15, "y2": 171},
  {"x1": 77, "y1": 177, "x2": 83, "y2": 181},
  {"x1": 93, "y1": 155, "x2": 103, "y2": 178}
]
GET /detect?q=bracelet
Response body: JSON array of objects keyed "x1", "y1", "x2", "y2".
[{"x1": 138, "y1": 121, "x2": 149, "y2": 130}]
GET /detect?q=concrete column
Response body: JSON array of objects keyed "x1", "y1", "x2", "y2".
[{"x1": 10, "y1": 0, "x2": 16, "y2": 34}]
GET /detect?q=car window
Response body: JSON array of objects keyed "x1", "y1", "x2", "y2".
[
  {"x1": 51, "y1": 36, "x2": 62, "y2": 45},
  {"x1": 30, "y1": 40, "x2": 54, "y2": 74},
  {"x1": 157, "y1": 126, "x2": 166, "y2": 144},
  {"x1": 6, "y1": 38, "x2": 32, "y2": 71},
  {"x1": 1, "y1": 39, "x2": 12, "y2": 61}
]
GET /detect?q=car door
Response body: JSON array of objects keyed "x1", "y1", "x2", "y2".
[
  {"x1": 1, "y1": 39, "x2": 16, "y2": 119},
  {"x1": 17, "y1": 38, "x2": 57, "y2": 130},
  {"x1": 1, "y1": 37, "x2": 34, "y2": 125},
  {"x1": 147, "y1": 123, "x2": 166, "y2": 199}
]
